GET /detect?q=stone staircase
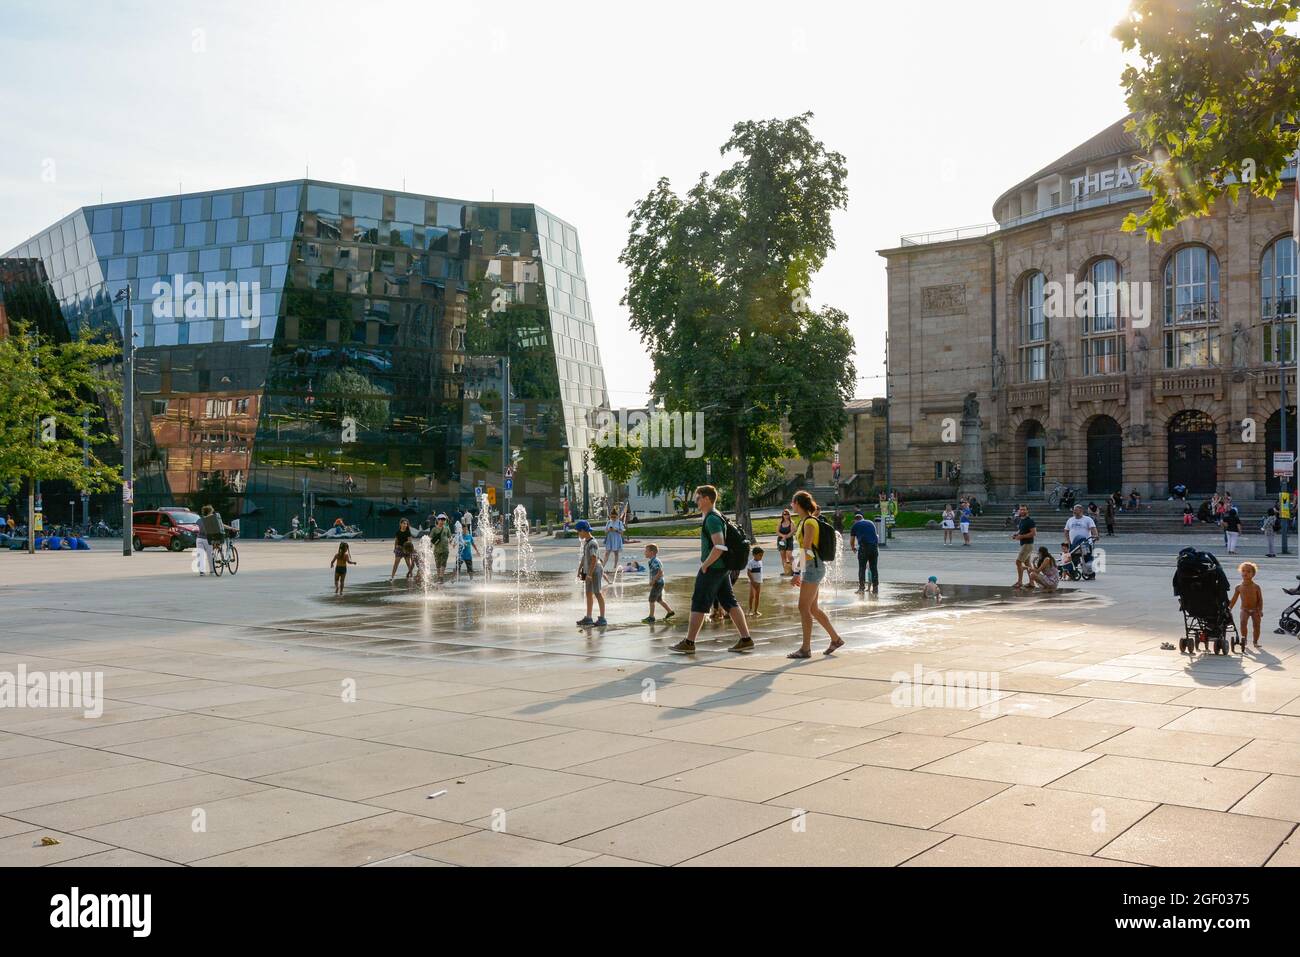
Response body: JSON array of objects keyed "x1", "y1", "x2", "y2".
[{"x1": 974, "y1": 497, "x2": 1282, "y2": 535}]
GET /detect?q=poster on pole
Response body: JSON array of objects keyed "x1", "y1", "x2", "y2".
[{"x1": 1274, "y1": 452, "x2": 1295, "y2": 478}]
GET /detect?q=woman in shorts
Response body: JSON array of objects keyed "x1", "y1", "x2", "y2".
[
  {"x1": 776, "y1": 508, "x2": 795, "y2": 576},
  {"x1": 787, "y1": 491, "x2": 844, "y2": 660},
  {"x1": 388, "y1": 518, "x2": 413, "y2": 582}
]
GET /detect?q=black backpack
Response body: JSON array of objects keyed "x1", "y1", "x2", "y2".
[
  {"x1": 814, "y1": 515, "x2": 838, "y2": 562},
  {"x1": 715, "y1": 513, "x2": 751, "y2": 572}
]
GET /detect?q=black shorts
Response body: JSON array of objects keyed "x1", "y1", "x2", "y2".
[
  {"x1": 691, "y1": 569, "x2": 737, "y2": 614},
  {"x1": 334, "y1": 567, "x2": 346, "y2": 579}
]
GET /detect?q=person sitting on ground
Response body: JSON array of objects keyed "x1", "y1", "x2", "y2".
[
  {"x1": 1027, "y1": 546, "x2": 1059, "y2": 592},
  {"x1": 922, "y1": 576, "x2": 942, "y2": 601}
]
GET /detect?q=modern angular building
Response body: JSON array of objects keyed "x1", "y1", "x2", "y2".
[{"x1": 2, "y1": 181, "x2": 610, "y2": 533}]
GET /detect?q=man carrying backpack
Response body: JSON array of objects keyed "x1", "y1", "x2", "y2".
[{"x1": 670, "y1": 485, "x2": 755, "y2": 655}]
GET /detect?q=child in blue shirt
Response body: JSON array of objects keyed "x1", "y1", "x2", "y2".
[
  {"x1": 460, "y1": 529, "x2": 480, "y2": 575},
  {"x1": 641, "y1": 543, "x2": 675, "y2": 623}
]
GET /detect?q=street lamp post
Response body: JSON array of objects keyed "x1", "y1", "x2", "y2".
[
  {"x1": 114, "y1": 287, "x2": 134, "y2": 556},
  {"x1": 501, "y1": 353, "x2": 510, "y2": 544},
  {"x1": 582, "y1": 449, "x2": 590, "y2": 520},
  {"x1": 1281, "y1": 337, "x2": 1289, "y2": 555}
]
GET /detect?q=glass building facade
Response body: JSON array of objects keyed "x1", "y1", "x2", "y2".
[{"x1": 3, "y1": 180, "x2": 610, "y2": 533}]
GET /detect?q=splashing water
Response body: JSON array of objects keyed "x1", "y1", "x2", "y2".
[
  {"x1": 512, "y1": 504, "x2": 538, "y2": 611},
  {"x1": 825, "y1": 528, "x2": 848, "y2": 607},
  {"x1": 412, "y1": 533, "x2": 435, "y2": 596},
  {"x1": 475, "y1": 489, "x2": 497, "y2": 583}
]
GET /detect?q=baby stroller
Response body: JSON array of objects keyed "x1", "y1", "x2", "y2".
[
  {"x1": 1060, "y1": 536, "x2": 1096, "y2": 581},
  {"x1": 1276, "y1": 579, "x2": 1300, "y2": 636},
  {"x1": 1172, "y1": 547, "x2": 1240, "y2": 655}
]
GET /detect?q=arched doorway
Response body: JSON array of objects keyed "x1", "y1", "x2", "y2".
[
  {"x1": 1019, "y1": 420, "x2": 1046, "y2": 493},
  {"x1": 1086, "y1": 416, "x2": 1123, "y2": 494},
  {"x1": 1266, "y1": 407, "x2": 1297, "y2": 495},
  {"x1": 1168, "y1": 410, "x2": 1217, "y2": 493}
]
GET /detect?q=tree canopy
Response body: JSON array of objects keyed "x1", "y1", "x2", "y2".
[
  {"x1": 1115, "y1": 0, "x2": 1300, "y2": 238},
  {"x1": 620, "y1": 113, "x2": 856, "y2": 532},
  {"x1": 0, "y1": 321, "x2": 122, "y2": 548}
]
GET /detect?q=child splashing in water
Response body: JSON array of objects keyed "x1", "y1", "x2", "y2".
[{"x1": 330, "y1": 542, "x2": 357, "y2": 595}]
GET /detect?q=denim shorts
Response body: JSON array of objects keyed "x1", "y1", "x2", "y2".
[{"x1": 801, "y1": 561, "x2": 827, "y2": 585}]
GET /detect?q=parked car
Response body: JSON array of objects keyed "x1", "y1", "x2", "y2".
[{"x1": 131, "y1": 510, "x2": 198, "y2": 551}]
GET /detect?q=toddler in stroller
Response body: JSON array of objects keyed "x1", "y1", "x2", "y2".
[
  {"x1": 1172, "y1": 546, "x2": 1241, "y2": 655},
  {"x1": 1059, "y1": 536, "x2": 1096, "y2": 581}
]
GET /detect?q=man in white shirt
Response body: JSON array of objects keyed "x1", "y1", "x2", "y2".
[
  {"x1": 1063, "y1": 504, "x2": 1098, "y2": 576},
  {"x1": 1063, "y1": 504, "x2": 1098, "y2": 546}
]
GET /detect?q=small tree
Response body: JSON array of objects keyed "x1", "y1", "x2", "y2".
[
  {"x1": 1115, "y1": 0, "x2": 1300, "y2": 239},
  {"x1": 0, "y1": 322, "x2": 121, "y2": 552},
  {"x1": 590, "y1": 427, "x2": 642, "y2": 508}
]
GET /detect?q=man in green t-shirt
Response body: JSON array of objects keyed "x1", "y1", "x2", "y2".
[{"x1": 670, "y1": 485, "x2": 755, "y2": 655}]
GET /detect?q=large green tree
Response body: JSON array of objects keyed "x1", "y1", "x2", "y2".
[
  {"x1": 620, "y1": 113, "x2": 856, "y2": 534},
  {"x1": 1115, "y1": 0, "x2": 1300, "y2": 238},
  {"x1": 0, "y1": 322, "x2": 121, "y2": 552}
]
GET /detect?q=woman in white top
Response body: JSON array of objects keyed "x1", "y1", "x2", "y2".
[{"x1": 941, "y1": 505, "x2": 956, "y2": 545}]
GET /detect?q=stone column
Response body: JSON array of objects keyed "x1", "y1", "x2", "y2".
[{"x1": 960, "y1": 393, "x2": 989, "y2": 500}]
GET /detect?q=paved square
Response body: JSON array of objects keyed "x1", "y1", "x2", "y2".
[{"x1": 2, "y1": 530, "x2": 1298, "y2": 866}]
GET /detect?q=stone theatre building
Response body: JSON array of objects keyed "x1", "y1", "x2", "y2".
[{"x1": 880, "y1": 117, "x2": 1297, "y2": 501}]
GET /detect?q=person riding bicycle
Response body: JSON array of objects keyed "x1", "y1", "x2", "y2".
[{"x1": 197, "y1": 504, "x2": 230, "y2": 576}]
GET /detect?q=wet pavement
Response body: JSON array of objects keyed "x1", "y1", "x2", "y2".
[{"x1": 252, "y1": 571, "x2": 1098, "y2": 666}]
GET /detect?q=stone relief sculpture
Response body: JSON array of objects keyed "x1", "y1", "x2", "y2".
[
  {"x1": 1049, "y1": 341, "x2": 1065, "y2": 382},
  {"x1": 1132, "y1": 331, "x2": 1149, "y2": 373},
  {"x1": 1231, "y1": 323, "x2": 1251, "y2": 368},
  {"x1": 991, "y1": 351, "x2": 1006, "y2": 391}
]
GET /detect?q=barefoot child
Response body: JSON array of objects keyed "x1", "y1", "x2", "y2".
[
  {"x1": 641, "y1": 543, "x2": 675, "y2": 623},
  {"x1": 1229, "y1": 561, "x2": 1263, "y2": 649},
  {"x1": 330, "y1": 542, "x2": 357, "y2": 595},
  {"x1": 922, "y1": 575, "x2": 942, "y2": 601},
  {"x1": 746, "y1": 546, "x2": 765, "y2": 617}
]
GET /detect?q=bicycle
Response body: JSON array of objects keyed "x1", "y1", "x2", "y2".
[
  {"x1": 211, "y1": 537, "x2": 239, "y2": 576},
  {"x1": 1046, "y1": 481, "x2": 1065, "y2": 509}
]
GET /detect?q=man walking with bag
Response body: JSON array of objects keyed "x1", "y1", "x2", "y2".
[{"x1": 670, "y1": 485, "x2": 755, "y2": 655}]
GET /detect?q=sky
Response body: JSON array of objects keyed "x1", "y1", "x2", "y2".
[{"x1": 0, "y1": 0, "x2": 1139, "y2": 406}]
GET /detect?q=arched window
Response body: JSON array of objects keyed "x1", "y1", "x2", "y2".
[
  {"x1": 1163, "y1": 246, "x2": 1221, "y2": 369},
  {"x1": 1019, "y1": 271, "x2": 1046, "y2": 381},
  {"x1": 1081, "y1": 257, "x2": 1125, "y2": 375},
  {"x1": 1262, "y1": 236, "x2": 1298, "y2": 364}
]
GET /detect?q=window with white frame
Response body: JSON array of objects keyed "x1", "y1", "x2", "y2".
[
  {"x1": 1163, "y1": 246, "x2": 1221, "y2": 368},
  {"x1": 1081, "y1": 257, "x2": 1126, "y2": 375},
  {"x1": 1262, "y1": 236, "x2": 1298, "y2": 364},
  {"x1": 1020, "y1": 271, "x2": 1047, "y2": 381}
]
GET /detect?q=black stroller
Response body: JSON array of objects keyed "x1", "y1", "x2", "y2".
[
  {"x1": 1172, "y1": 547, "x2": 1241, "y2": 655},
  {"x1": 1060, "y1": 536, "x2": 1096, "y2": 581},
  {"x1": 1276, "y1": 578, "x2": 1300, "y2": 636}
]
